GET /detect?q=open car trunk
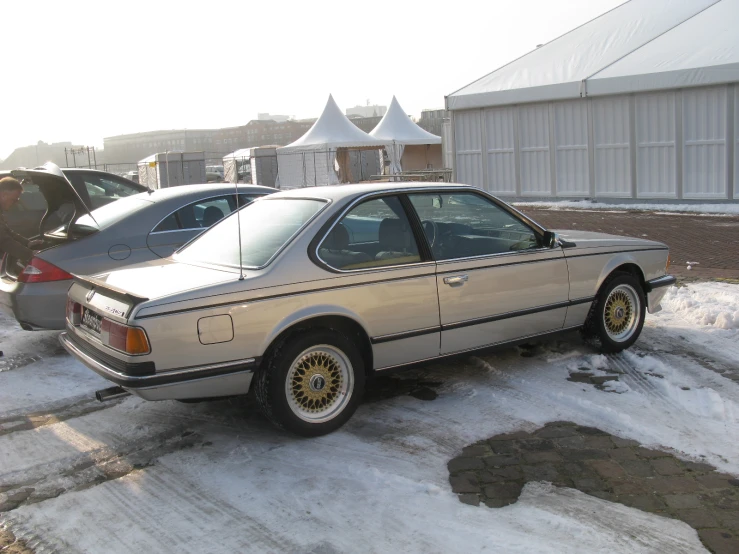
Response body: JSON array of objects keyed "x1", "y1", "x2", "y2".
[{"x1": 1, "y1": 163, "x2": 98, "y2": 279}]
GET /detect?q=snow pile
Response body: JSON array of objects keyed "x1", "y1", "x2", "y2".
[
  {"x1": 602, "y1": 380, "x2": 630, "y2": 394},
  {"x1": 512, "y1": 199, "x2": 739, "y2": 215},
  {"x1": 622, "y1": 351, "x2": 737, "y2": 422},
  {"x1": 663, "y1": 284, "x2": 739, "y2": 330}
]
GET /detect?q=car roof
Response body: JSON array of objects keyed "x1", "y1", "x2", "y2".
[
  {"x1": 132, "y1": 183, "x2": 276, "y2": 203},
  {"x1": 268, "y1": 182, "x2": 475, "y2": 202}
]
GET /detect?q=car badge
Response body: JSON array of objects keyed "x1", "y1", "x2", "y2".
[{"x1": 86, "y1": 289, "x2": 95, "y2": 302}]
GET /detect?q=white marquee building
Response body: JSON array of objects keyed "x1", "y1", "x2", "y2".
[{"x1": 446, "y1": 0, "x2": 739, "y2": 201}]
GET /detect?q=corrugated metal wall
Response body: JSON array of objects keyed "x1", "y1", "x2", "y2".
[
  {"x1": 554, "y1": 101, "x2": 589, "y2": 195},
  {"x1": 636, "y1": 92, "x2": 676, "y2": 198},
  {"x1": 518, "y1": 104, "x2": 551, "y2": 195},
  {"x1": 450, "y1": 84, "x2": 736, "y2": 201},
  {"x1": 593, "y1": 96, "x2": 631, "y2": 197},
  {"x1": 454, "y1": 111, "x2": 483, "y2": 188},
  {"x1": 484, "y1": 107, "x2": 516, "y2": 194},
  {"x1": 683, "y1": 87, "x2": 726, "y2": 198}
]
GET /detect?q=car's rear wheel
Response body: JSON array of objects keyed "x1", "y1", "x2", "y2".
[
  {"x1": 583, "y1": 273, "x2": 645, "y2": 353},
  {"x1": 254, "y1": 329, "x2": 365, "y2": 437}
]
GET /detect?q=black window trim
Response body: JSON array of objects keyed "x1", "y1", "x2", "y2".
[
  {"x1": 404, "y1": 189, "x2": 554, "y2": 263},
  {"x1": 309, "y1": 190, "x2": 434, "y2": 274},
  {"x1": 309, "y1": 186, "x2": 555, "y2": 273}
]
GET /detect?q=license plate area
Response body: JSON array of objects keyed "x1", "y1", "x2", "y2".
[{"x1": 81, "y1": 307, "x2": 103, "y2": 335}]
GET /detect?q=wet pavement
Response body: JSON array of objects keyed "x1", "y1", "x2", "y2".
[
  {"x1": 449, "y1": 421, "x2": 739, "y2": 554},
  {"x1": 518, "y1": 207, "x2": 739, "y2": 281}
]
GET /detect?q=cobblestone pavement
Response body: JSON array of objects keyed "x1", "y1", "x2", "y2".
[
  {"x1": 449, "y1": 421, "x2": 739, "y2": 554},
  {"x1": 517, "y1": 207, "x2": 739, "y2": 281}
]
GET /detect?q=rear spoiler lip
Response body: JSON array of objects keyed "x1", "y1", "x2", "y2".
[{"x1": 72, "y1": 274, "x2": 150, "y2": 306}]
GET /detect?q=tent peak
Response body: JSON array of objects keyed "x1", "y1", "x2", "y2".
[{"x1": 369, "y1": 96, "x2": 441, "y2": 145}]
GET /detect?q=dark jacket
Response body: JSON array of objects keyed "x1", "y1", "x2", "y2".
[{"x1": 0, "y1": 209, "x2": 33, "y2": 262}]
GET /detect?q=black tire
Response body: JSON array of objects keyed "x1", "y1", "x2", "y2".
[
  {"x1": 254, "y1": 328, "x2": 365, "y2": 437},
  {"x1": 583, "y1": 273, "x2": 646, "y2": 354}
]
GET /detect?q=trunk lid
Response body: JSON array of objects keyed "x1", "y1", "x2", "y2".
[
  {"x1": 88, "y1": 258, "x2": 238, "y2": 302},
  {"x1": 11, "y1": 162, "x2": 96, "y2": 231}
]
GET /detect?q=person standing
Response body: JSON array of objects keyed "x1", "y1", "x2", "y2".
[{"x1": 0, "y1": 177, "x2": 34, "y2": 263}]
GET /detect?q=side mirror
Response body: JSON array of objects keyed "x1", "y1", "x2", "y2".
[{"x1": 542, "y1": 231, "x2": 556, "y2": 248}]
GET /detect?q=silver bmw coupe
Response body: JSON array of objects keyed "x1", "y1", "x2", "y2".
[{"x1": 60, "y1": 182, "x2": 675, "y2": 436}]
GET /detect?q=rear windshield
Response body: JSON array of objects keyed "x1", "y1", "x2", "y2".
[
  {"x1": 175, "y1": 198, "x2": 326, "y2": 269},
  {"x1": 71, "y1": 194, "x2": 153, "y2": 232}
]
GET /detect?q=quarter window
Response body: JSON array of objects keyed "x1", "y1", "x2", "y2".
[
  {"x1": 408, "y1": 192, "x2": 540, "y2": 260},
  {"x1": 318, "y1": 196, "x2": 421, "y2": 270}
]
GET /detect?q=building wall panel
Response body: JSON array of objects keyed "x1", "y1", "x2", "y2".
[
  {"x1": 484, "y1": 107, "x2": 516, "y2": 194},
  {"x1": 554, "y1": 101, "x2": 589, "y2": 195},
  {"x1": 593, "y1": 96, "x2": 631, "y2": 196},
  {"x1": 683, "y1": 86, "x2": 727, "y2": 198},
  {"x1": 454, "y1": 110, "x2": 483, "y2": 188},
  {"x1": 519, "y1": 104, "x2": 551, "y2": 195},
  {"x1": 636, "y1": 92, "x2": 677, "y2": 198}
]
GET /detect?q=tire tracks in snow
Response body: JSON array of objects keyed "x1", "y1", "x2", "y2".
[
  {"x1": 0, "y1": 427, "x2": 202, "y2": 514},
  {"x1": 0, "y1": 396, "x2": 121, "y2": 438}
]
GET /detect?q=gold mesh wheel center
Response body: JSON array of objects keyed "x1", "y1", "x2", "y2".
[
  {"x1": 290, "y1": 351, "x2": 344, "y2": 414},
  {"x1": 604, "y1": 290, "x2": 632, "y2": 334}
]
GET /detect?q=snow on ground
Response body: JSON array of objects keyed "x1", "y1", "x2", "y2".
[
  {"x1": 512, "y1": 199, "x2": 739, "y2": 216},
  {"x1": 2, "y1": 283, "x2": 739, "y2": 553}
]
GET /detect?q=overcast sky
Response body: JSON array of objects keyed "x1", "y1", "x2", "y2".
[{"x1": 2, "y1": 0, "x2": 624, "y2": 160}]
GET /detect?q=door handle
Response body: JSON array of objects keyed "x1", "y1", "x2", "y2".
[{"x1": 443, "y1": 275, "x2": 468, "y2": 286}]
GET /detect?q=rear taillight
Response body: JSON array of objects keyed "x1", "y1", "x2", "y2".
[
  {"x1": 101, "y1": 318, "x2": 150, "y2": 355},
  {"x1": 66, "y1": 298, "x2": 81, "y2": 325},
  {"x1": 18, "y1": 258, "x2": 73, "y2": 283}
]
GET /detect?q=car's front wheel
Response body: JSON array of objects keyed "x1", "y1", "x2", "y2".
[
  {"x1": 583, "y1": 273, "x2": 646, "y2": 353},
  {"x1": 254, "y1": 329, "x2": 365, "y2": 437}
]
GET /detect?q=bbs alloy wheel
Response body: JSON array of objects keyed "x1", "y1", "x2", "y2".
[
  {"x1": 255, "y1": 329, "x2": 365, "y2": 437},
  {"x1": 584, "y1": 273, "x2": 646, "y2": 353},
  {"x1": 285, "y1": 345, "x2": 353, "y2": 423},
  {"x1": 603, "y1": 284, "x2": 640, "y2": 342}
]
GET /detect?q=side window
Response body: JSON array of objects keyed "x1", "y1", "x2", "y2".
[
  {"x1": 318, "y1": 195, "x2": 421, "y2": 270},
  {"x1": 408, "y1": 192, "x2": 540, "y2": 261}
]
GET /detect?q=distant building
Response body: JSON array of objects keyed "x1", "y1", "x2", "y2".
[
  {"x1": 103, "y1": 119, "x2": 318, "y2": 164},
  {"x1": 258, "y1": 113, "x2": 291, "y2": 122},
  {"x1": 0, "y1": 141, "x2": 81, "y2": 170},
  {"x1": 346, "y1": 104, "x2": 387, "y2": 118},
  {"x1": 344, "y1": 115, "x2": 381, "y2": 134},
  {"x1": 103, "y1": 129, "x2": 218, "y2": 165},
  {"x1": 417, "y1": 109, "x2": 448, "y2": 137}
]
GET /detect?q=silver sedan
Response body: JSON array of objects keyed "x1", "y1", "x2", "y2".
[
  {"x1": 1, "y1": 174, "x2": 275, "y2": 330},
  {"x1": 60, "y1": 183, "x2": 675, "y2": 436}
]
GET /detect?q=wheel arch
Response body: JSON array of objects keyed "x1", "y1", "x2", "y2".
[
  {"x1": 258, "y1": 309, "x2": 373, "y2": 377},
  {"x1": 595, "y1": 255, "x2": 648, "y2": 296}
]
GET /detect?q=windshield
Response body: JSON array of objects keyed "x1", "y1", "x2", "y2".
[{"x1": 175, "y1": 198, "x2": 326, "y2": 269}]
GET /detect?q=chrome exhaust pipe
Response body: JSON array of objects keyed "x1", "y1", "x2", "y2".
[{"x1": 95, "y1": 386, "x2": 131, "y2": 402}]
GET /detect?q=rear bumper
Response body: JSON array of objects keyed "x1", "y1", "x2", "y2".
[
  {"x1": 0, "y1": 277, "x2": 71, "y2": 330},
  {"x1": 645, "y1": 275, "x2": 676, "y2": 314},
  {"x1": 59, "y1": 330, "x2": 258, "y2": 401}
]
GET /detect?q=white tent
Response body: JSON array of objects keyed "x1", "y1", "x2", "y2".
[
  {"x1": 370, "y1": 96, "x2": 442, "y2": 174},
  {"x1": 447, "y1": 0, "x2": 726, "y2": 110},
  {"x1": 277, "y1": 95, "x2": 386, "y2": 188},
  {"x1": 446, "y1": 0, "x2": 739, "y2": 201}
]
